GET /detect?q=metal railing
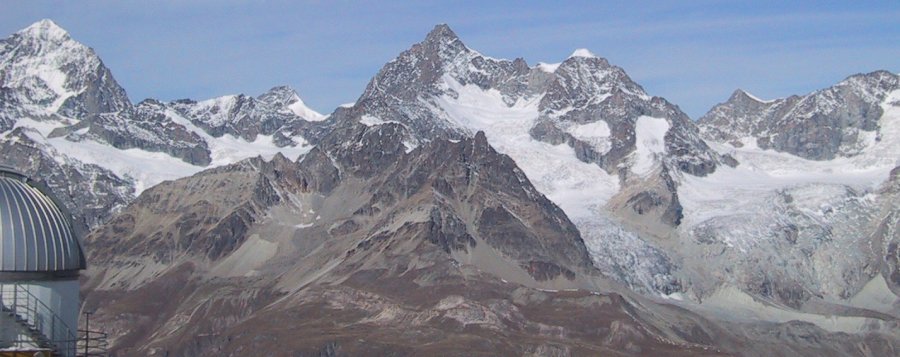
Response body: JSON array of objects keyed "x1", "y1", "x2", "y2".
[
  {"x1": 76, "y1": 330, "x2": 109, "y2": 357},
  {"x1": 0, "y1": 283, "x2": 78, "y2": 356},
  {"x1": 77, "y1": 311, "x2": 109, "y2": 357}
]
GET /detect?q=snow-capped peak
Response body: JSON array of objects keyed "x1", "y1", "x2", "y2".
[
  {"x1": 1, "y1": 19, "x2": 131, "y2": 118},
  {"x1": 286, "y1": 94, "x2": 325, "y2": 121},
  {"x1": 730, "y1": 89, "x2": 773, "y2": 104},
  {"x1": 569, "y1": 48, "x2": 597, "y2": 59},
  {"x1": 257, "y1": 86, "x2": 325, "y2": 121},
  {"x1": 17, "y1": 19, "x2": 70, "y2": 42}
]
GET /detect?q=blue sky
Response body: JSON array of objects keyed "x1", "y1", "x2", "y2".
[{"x1": 2, "y1": 0, "x2": 898, "y2": 118}]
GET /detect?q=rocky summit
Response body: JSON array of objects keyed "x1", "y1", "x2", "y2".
[{"x1": 2, "y1": 20, "x2": 900, "y2": 356}]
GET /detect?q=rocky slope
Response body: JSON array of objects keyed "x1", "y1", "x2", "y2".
[
  {"x1": 82, "y1": 122, "x2": 666, "y2": 355},
  {"x1": 83, "y1": 119, "x2": 900, "y2": 356}
]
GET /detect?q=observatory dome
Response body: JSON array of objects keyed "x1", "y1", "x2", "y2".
[{"x1": 0, "y1": 166, "x2": 85, "y2": 272}]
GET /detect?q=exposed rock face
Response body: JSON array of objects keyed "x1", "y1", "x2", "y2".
[
  {"x1": 698, "y1": 71, "x2": 900, "y2": 160},
  {"x1": 876, "y1": 166, "x2": 900, "y2": 294},
  {"x1": 357, "y1": 25, "x2": 723, "y2": 178},
  {"x1": 88, "y1": 158, "x2": 282, "y2": 263},
  {"x1": 612, "y1": 166, "x2": 684, "y2": 227},
  {"x1": 301, "y1": 114, "x2": 595, "y2": 280},
  {"x1": 532, "y1": 52, "x2": 722, "y2": 177},
  {"x1": 59, "y1": 101, "x2": 213, "y2": 165},
  {"x1": 381, "y1": 130, "x2": 594, "y2": 275},
  {"x1": 169, "y1": 85, "x2": 329, "y2": 146},
  {"x1": 354, "y1": 24, "x2": 533, "y2": 140}
]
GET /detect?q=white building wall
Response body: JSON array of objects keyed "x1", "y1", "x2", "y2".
[{"x1": 0, "y1": 280, "x2": 80, "y2": 357}]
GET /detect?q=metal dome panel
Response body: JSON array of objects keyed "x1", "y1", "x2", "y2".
[{"x1": 0, "y1": 171, "x2": 85, "y2": 272}]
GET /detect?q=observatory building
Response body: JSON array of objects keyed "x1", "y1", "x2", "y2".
[{"x1": 0, "y1": 166, "x2": 85, "y2": 357}]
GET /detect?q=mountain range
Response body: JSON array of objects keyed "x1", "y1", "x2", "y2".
[{"x1": 2, "y1": 20, "x2": 899, "y2": 356}]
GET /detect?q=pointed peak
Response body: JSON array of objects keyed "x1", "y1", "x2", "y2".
[
  {"x1": 18, "y1": 19, "x2": 70, "y2": 42},
  {"x1": 420, "y1": 23, "x2": 469, "y2": 53},
  {"x1": 474, "y1": 130, "x2": 488, "y2": 145},
  {"x1": 268, "y1": 84, "x2": 294, "y2": 91},
  {"x1": 729, "y1": 89, "x2": 750, "y2": 100},
  {"x1": 257, "y1": 86, "x2": 299, "y2": 105},
  {"x1": 137, "y1": 98, "x2": 164, "y2": 107},
  {"x1": 399, "y1": 23, "x2": 471, "y2": 65},
  {"x1": 256, "y1": 86, "x2": 325, "y2": 121},
  {"x1": 569, "y1": 48, "x2": 597, "y2": 59},
  {"x1": 261, "y1": 85, "x2": 299, "y2": 98},
  {"x1": 425, "y1": 24, "x2": 458, "y2": 42},
  {"x1": 729, "y1": 89, "x2": 770, "y2": 104},
  {"x1": 559, "y1": 48, "x2": 610, "y2": 69}
]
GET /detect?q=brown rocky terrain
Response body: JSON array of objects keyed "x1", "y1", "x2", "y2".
[
  {"x1": 82, "y1": 119, "x2": 900, "y2": 356},
  {"x1": 82, "y1": 122, "x2": 732, "y2": 355}
]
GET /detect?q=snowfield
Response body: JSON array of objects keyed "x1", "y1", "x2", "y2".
[
  {"x1": 164, "y1": 108, "x2": 313, "y2": 166},
  {"x1": 631, "y1": 116, "x2": 670, "y2": 177},
  {"x1": 680, "y1": 89, "x2": 900, "y2": 236},
  {"x1": 564, "y1": 120, "x2": 612, "y2": 155},
  {"x1": 9, "y1": 113, "x2": 313, "y2": 194},
  {"x1": 434, "y1": 74, "x2": 620, "y2": 219}
]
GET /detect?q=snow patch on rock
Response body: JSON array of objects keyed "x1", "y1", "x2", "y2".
[
  {"x1": 738, "y1": 89, "x2": 774, "y2": 104},
  {"x1": 536, "y1": 62, "x2": 561, "y2": 73},
  {"x1": 570, "y1": 48, "x2": 597, "y2": 59},
  {"x1": 165, "y1": 109, "x2": 313, "y2": 165},
  {"x1": 565, "y1": 120, "x2": 612, "y2": 155},
  {"x1": 17, "y1": 123, "x2": 203, "y2": 194},
  {"x1": 287, "y1": 95, "x2": 326, "y2": 121},
  {"x1": 360, "y1": 114, "x2": 399, "y2": 126},
  {"x1": 631, "y1": 116, "x2": 670, "y2": 176}
]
